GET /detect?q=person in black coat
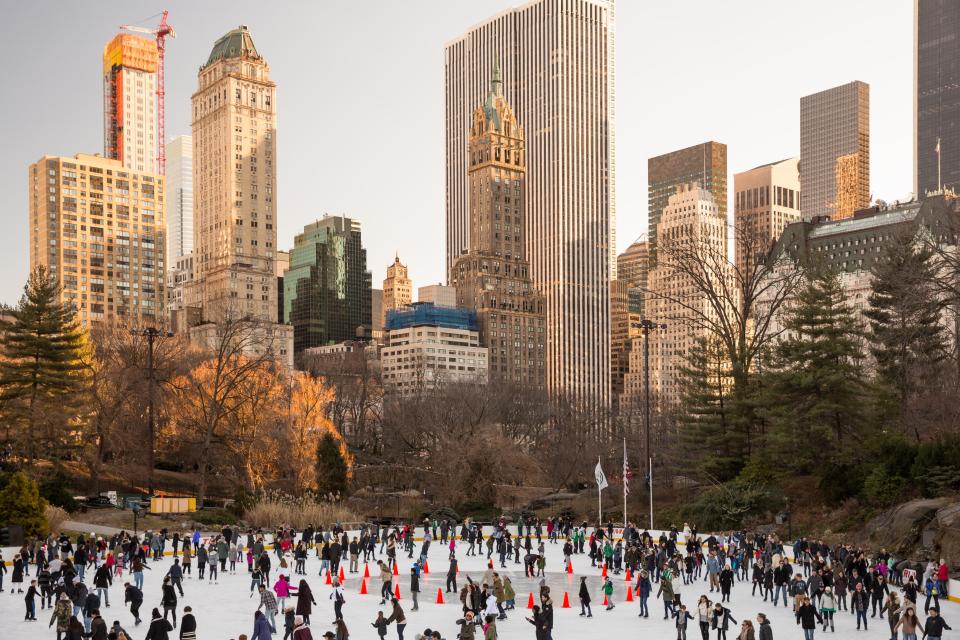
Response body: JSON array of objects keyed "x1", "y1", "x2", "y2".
[
  {"x1": 526, "y1": 605, "x2": 549, "y2": 640},
  {"x1": 161, "y1": 577, "x2": 178, "y2": 628},
  {"x1": 145, "y1": 607, "x2": 174, "y2": 640},
  {"x1": 578, "y1": 576, "x2": 592, "y2": 617},
  {"x1": 124, "y1": 582, "x2": 143, "y2": 625},
  {"x1": 711, "y1": 603, "x2": 738, "y2": 640},
  {"x1": 796, "y1": 596, "x2": 823, "y2": 638},
  {"x1": 180, "y1": 605, "x2": 198, "y2": 640}
]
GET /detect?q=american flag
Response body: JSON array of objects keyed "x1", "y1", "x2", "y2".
[{"x1": 623, "y1": 438, "x2": 632, "y2": 495}]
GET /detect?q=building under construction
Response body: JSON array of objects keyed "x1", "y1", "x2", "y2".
[{"x1": 103, "y1": 33, "x2": 159, "y2": 174}]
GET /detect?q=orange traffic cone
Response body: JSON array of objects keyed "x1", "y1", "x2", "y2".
[
  {"x1": 602, "y1": 593, "x2": 609, "y2": 606},
  {"x1": 393, "y1": 562, "x2": 399, "y2": 576},
  {"x1": 567, "y1": 561, "x2": 573, "y2": 574},
  {"x1": 325, "y1": 570, "x2": 332, "y2": 585},
  {"x1": 625, "y1": 568, "x2": 632, "y2": 582},
  {"x1": 561, "y1": 592, "x2": 571, "y2": 608},
  {"x1": 436, "y1": 588, "x2": 445, "y2": 604},
  {"x1": 363, "y1": 563, "x2": 370, "y2": 578},
  {"x1": 626, "y1": 586, "x2": 634, "y2": 602},
  {"x1": 423, "y1": 561, "x2": 429, "y2": 574},
  {"x1": 527, "y1": 592, "x2": 535, "y2": 609},
  {"x1": 360, "y1": 579, "x2": 368, "y2": 595},
  {"x1": 339, "y1": 566, "x2": 346, "y2": 582},
  {"x1": 601, "y1": 564, "x2": 608, "y2": 577},
  {"x1": 395, "y1": 583, "x2": 401, "y2": 599}
]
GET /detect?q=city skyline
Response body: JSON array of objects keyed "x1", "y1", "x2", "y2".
[{"x1": 0, "y1": 0, "x2": 912, "y2": 307}]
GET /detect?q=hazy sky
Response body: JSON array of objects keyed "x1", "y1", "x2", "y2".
[{"x1": 0, "y1": 0, "x2": 911, "y2": 306}]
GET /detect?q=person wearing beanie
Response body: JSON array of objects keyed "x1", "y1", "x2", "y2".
[{"x1": 145, "y1": 607, "x2": 173, "y2": 640}]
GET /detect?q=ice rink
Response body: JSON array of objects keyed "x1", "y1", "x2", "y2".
[{"x1": 2, "y1": 530, "x2": 957, "y2": 639}]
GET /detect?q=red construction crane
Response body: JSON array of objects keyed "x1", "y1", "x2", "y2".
[{"x1": 119, "y1": 10, "x2": 176, "y2": 175}]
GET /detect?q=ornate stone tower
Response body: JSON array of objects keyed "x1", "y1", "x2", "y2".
[{"x1": 451, "y1": 61, "x2": 545, "y2": 389}]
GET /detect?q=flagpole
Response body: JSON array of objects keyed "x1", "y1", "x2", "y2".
[
  {"x1": 938, "y1": 136, "x2": 942, "y2": 192},
  {"x1": 598, "y1": 455, "x2": 602, "y2": 526}
]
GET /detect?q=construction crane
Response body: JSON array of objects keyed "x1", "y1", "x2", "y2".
[{"x1": 119, "y1": 10, "x2": 175, "y2": 175}]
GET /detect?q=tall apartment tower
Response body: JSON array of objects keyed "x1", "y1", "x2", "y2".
[
  {"x1": 800, "y1": 81, "x2": 870, "y2": 221},
  {"x1": 191, "y1": 26, "x2": 278, "y2": 323},
  {"x1": 611, "y1": 240, "x2": 648, "y2": 404},
  {"x1": 648, "y1": 142, "x2": 727, "y2": 261},
  {"x1": 623, "y1": 184, "x2": 731, "y2": 408},
  {"x1": 103, "y1": 34, "x2": 159, "y2": 174},
  {"x1": 451, "y1": 64, "x2": 546, "y2": 390},
  {"x1": 283, "y1": 216, "x2": 372, "y2": 358},
  {"x1": 165, "y1": 135, "x2": 193, "y2": 265},
  {"x1": 733, "y1": 157, "x2": 801, "y2": 275},
  {"x1": 28, "y1": 153, "x2": 166, "y2": 327},
  {"x1": 445, "y1": 0, "x2": 616, "y2": 406},
  {"x1": 915, "y1": 0, "x2": 960, "y2": 196},
  {"x1": 382, "y1": 256, "x2": 412, "y2": 326}
]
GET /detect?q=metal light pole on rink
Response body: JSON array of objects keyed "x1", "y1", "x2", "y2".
[
  {"x1": 640, "y1": 318, "x2": 667, "y2": 530},
  {"x1": 132, "y1": 326, "x2": 173, "y2": 496}
]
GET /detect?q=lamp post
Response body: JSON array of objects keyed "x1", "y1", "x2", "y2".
[
  {"x1": 132, "y1": 327, "x2": 171, "y2": 496},
  {"x1": 640, "y1": 318, "x2": 667, "y2": 530}
]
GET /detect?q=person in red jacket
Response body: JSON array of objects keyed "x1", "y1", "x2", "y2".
[{"x1": 937, "y1": 559, "x2": 949, "y2": 597}]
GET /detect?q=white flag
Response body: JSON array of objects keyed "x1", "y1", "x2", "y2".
[{"x1": 595, "y1": 461, "x2": 609, "y2": 490}]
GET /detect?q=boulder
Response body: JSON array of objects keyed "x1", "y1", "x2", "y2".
[{"x1": 861, "y1": 497, "x2": 960, "y2": 567}]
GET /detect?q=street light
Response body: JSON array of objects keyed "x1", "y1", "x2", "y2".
[
  {"x1": 639, "y1": 318, "x2": 667, "y2": 531},
  {"x1": 132, "y1": 327, "x2": 172, "y2": 496}
]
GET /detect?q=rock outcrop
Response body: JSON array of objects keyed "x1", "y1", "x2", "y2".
[{"x1": 861, "y1": 497, "x2": 960, "y2": 565}]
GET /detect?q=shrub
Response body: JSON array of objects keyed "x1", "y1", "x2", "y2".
[
  {"x1": 818, "y1": 462, "x2": 866, "y2": 504},
  {"x1": 425, "y1": 506, "x2": 462, "y2": 524},
  {"x1": 192, "y1": 508, "x2": 238, "y2": 527},
  {"x1": 0, "y1": 471, "x2": 48, "y2": 536},
  {"x1": 862, "y1": 468, "x2": 904, "y2": 507},
  {"x1": 680, "y1": 480, "x2": 780, "y2": 530},
  {"x1": 912, "y1": 436, "x2": 960, "y2": 498},
  {"x1": 45, "y1": 505, "x2": 69, "y2": 535},
  {"x1": 39, "y1": 468, "x2": 78, "y2": 513},
  {"x1": 244, "y1": 490, "x2": 360, "y2": 529}
]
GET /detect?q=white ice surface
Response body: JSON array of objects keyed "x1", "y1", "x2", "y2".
[{"x1": 2, "y1": 533, "x2": 956, "y2": 640}]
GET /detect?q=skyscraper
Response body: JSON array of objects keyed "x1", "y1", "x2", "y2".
[
  {"x1": 800, "y1": 81, "x2": 870, "y2": 220},
  {"x1": 647, "y1": 142, "x2": 727, "y2": 261},
  {"x1": 915, "y1": 0, "x2": 960, "y2": 196},
  {"x1": 165, "y1": 135, "x2": 193, "y2": 265},
  {"x1": 29, "y1": 153, "x2": 166, "y2": 327},
  {"x1": 623, "y1": 184, "x2": 730, "y2": 408},
  {"x1": 450, "y1": 63, "x2": 545, "y2": 389},
  {"x1": 191, "y1": 25, "x2": 278, "y2": 323},
  {"x1": 283, "y1": 216, "x2": 372, "y2": 358},
  {"x1": 617, "y1": 240, "x2": 649, "y2": 307},
  {"x1": 733, "y1": 157, "x2": 801, "y2": 276},
  {"x1": 103, "y1": 34, "x2": 158, "y2": 173},
  {"x1": 445, "y1": 0, "x2": 616, "y2": 406},
  {"x1": 382, "y1": 256, "x2": 412, "y2": 327}
]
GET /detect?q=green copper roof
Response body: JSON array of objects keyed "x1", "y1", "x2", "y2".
[
  {"x1": 205, "y1": 25, "x2": 259, "y2": 67},
  {"x1": 483, "y1": 57, "x2": 504, "y2": 131}
]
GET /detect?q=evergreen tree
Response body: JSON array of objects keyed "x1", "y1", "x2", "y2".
[
  {"x1": 677, "y1": 336, "x2": 744, "y2": 481},
  {"x1": 0, "y1": 267, "x2": 87, "y2": 466},
  {"x1": 315, "y1": 432, "x2": 349, "y2": 498},
  {"x1": 0, "y1": 471, "x2": 48, "y2": 536},
  {"x1": 863, "y1": 236, "x2": 948, "y2": 437},
  {"x1": 767, "y1": 269, "x2": 869, "y2": 471}
]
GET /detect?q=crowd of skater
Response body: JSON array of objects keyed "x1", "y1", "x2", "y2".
[{"x1": 0, "y1": 516, "x2": 953, "y2": 640}]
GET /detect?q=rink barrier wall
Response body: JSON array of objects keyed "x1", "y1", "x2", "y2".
[{"x1": 3, "y1": 526, "x2": 959, "y2": 602}]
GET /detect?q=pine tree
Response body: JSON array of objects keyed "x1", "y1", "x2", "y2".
[
  {"x1": 863, "y1": 236, "x2": 948, "y2": 437},
  {"x1": 767, "y1": 269, "x2": 869, "y2": 472},
  {"x1": 0, "y1": 266, "x2": 87, "y2": 466},
  {"x1": 315, "y1": 432, "x2": 349, "y2": 498},
  {"x1": 677, "y1": 336, "x2": 744, "y2": 481},
  {"x1": 0, "y1": 471, "x2": 48, "y2": 536}
]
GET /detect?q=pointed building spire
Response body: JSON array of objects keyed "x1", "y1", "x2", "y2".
[{"x1": 491, "y1": 54, "x2": 503, "y2": 97}]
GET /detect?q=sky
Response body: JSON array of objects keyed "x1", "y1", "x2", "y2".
[{"x1": 0, "y1": 0, "x2": 912, "y2": 307}]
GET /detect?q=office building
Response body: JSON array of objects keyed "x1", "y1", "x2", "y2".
[
  {"x1": 381, "y1": 303, "x2": 488, "y2": 393},
  {"x1": 28, "y1": 153, "x2": 165, "y2": 326},
  {"x1": 167, "y1": 253, "x2": 198, "y2": 333},
  {"x1": 623, "y1": 184, "x2": 731, "y2": 408},
  {"x1": 733, "y1": 157, "x2": 801, "y2": 275},
  {"x1": 916, "y1": 0, "x2": 960, "y2": 196},
  {"x1": 648, "y1": 142, "x2": 727, "y2": 260},
  {"x1": 418, "y1": 284, "x2": 457, "y2": 307},
  {"x1": 450, "y1": 64, "x2": 545, "y2": 389},
  {"x1": 103, "y1": 34, "x2": 158, "y2": 173},
  {"x1": 445, "y1": 0, "x2": 615, "y2": 405},
  {"x1": 191, "y1": 25, "x2": 278, "y2": 323},
  {"x1": 382, "y1": 256, "x2": 412, "y2": 327},
  {"x1": 800, "y1": 81, "x2": 870, "y2": 220},
  {"x1": 165, "y1": 135, "x2": 193, "y2": 264},
  {"x1": 275, "y1": 250, "x2": 289, "y2": 327},
  {"x1": 283, "y1": 216, "x2": 372, "y2": 358},
  {"x1": 371, "y1": 288, "x2": 384, "y2": 333}
]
